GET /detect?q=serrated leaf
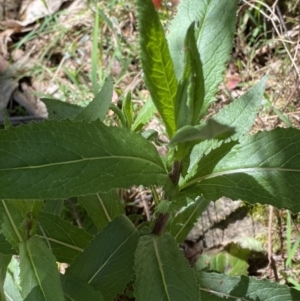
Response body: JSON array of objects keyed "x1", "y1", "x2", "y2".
[
  {"x1": 43, "y1": 200, "x2": 64, "y2": 216},
  {"x1": 134, "y1": 233, "x2": 199, "y2": 301},
  {"x1": 132, "y1": 98, "x2": 156, "y2": 132},
  {"x1": 79, "y1": 190, "x2": 124, "y2": 232},
  {"x1": 19, "y1": 236, "x2": 64, "y2": 301},
  {"x1": 168, "y1": 0, "x2": 238, "y2": 117},
  {"x1": 175, "y1": 22, "x2": 204, "y2": 129},
  {"x1": 67, "y1": 215, "x2": 139, "y2": 301},
  {"x1": 180, "y1": 128, "x2": 300, "y2": 212},
  {"x1": 197, "y1": 271, "x2": 300, "y2": 300},
  {"x1": 75, "y1": 76, "x2": 113, "y2": 122},
  {"x1": 42, "y1": 99, "x2": 82, "y2": 120},
  {"x1": 0, "y1": 119, "x2": 169, "y2": 199},
  {"x1": 61, "y1": 274, "x2": 105, "y2": 301},
  {"x1": 170, "y1": 196, "x2": 210, "y2": 243},
  {"x1": 214, "y1": 76, "x2": 267, "y2": 139},
  {"x1": 0, "y1": 200, "x2": 25, "y2": 251},
  {"x1": 136, "y1": 0, "x2": 178, "y2": 137},
  {"x1": 0, "y1": 254, "x2": 11, "y2": 301},
  {"x1": 188, "y1": 76, "x2": 268, "y2": 172},
  {"x1": 36, "y1": 211, "x2": 93, "y2": 263},
  {"x1": 170, "y1": 119, "x2": 235, "y2": 145},
  {"x1": 0, "y1": 233, "x2": 14, "y2": 255}
]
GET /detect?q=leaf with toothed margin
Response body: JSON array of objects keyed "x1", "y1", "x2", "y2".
[
  {"x1": 135, "y1": 0, "x2": 178, "y2": 138},
  {"x1": 134, "y1": 233, "x2": 200, "y2": 301},
  {"x1": 167, "y1": 0, "x2": 238, "y2": 118},
  {"x1": 0, "y1": 119, "x2": 170, "y2": 199},
  {"x1": 66, "y1": 215, "x2": 139, "y2": 301},
  {"x1": 179, "y1": 128, "x2": 300, "y2": 212}
]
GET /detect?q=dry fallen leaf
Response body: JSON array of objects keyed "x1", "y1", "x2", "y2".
[
  {"x1": 18, "y1": 0, "x2": 68, "y2": 26},
  {"x1": 0, "y1": 55, "x2": 48, "y2": 118},
  {"x1": 13, "y1": 82, "x2": 48, "y2": 118}
]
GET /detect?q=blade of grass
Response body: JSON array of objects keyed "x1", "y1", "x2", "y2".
[{"x1": 92, "y1": 4, "x2": 100, "y2": 96}]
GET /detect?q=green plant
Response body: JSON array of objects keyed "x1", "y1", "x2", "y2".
[{"x1": 0, "y1": 0, "x2": 300, "y2": 300}]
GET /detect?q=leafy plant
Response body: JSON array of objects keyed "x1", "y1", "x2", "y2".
[{"x1": 0, "y1": 0, "x2": 300, "y2": 300}]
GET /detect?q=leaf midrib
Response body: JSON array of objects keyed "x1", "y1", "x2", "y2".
[
  {"x1": 200, "y1": 287, "x2": 249, "y2": 301},
  {"x1": 174, "y1": 203, "x2": 200, "y2": 241},
  {"x1": 87, "y1": 229, "x2": 136, "y2": 284},
  {"x1": 25, "y1": 241, "x2": 48, "y2": 301},
  {"x1": 35, "y1": 234, "x2": 84, "y2": 252},
  {"x1": 153, "y1": 237, "x2": 171, "y2": 301},
  {"x1": 181, "y1": 167, "x2": 300, "y2": 190},
  {"x1": 0, "y1": 156, "x2": 165, "y2": 172}
]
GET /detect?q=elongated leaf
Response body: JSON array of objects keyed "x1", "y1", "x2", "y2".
[
  {"x1": 79, "y1": 190, "x2": 124, "y2": 232},
  {"x1": 197, "y1": 271, "x2": 300, "y2": 300},
  {"x1": 19, "y1": 236, "x2": 64, "y2": 301},
  {"x1": 168, "y1": 0, "x2": 238, "y2": 117},
  {"x1": 214, "y1": 76, "x2": 267, "y2": 139},
  {"x1": 134, "y1": 233, "x2": 199, "y2": 301},
  {"x1": 180, "y1": 128, "x2": 300, "y2": 212},
  {"x1": 175, "y1": 22, "x2": 204, "y2": 129},
  {"x1": 170, "y1": 196, "x2": 210, "y2": 243},
  {"x1": 0, "y1": 119, "x2": 169, "y2": 199},
  {"x1": 122, "y1": 92, "x2": 133, "y2": 129},
  {"x1": 76, "y1": 76, "x2": 113, "y2": 122},
  {"x1": 67, "y1": 215, "x2": 139, "y2": 301},
  {"x1": 0, "y1": 254, "x2": 11, "y2": 301},
  {"x1": 170, "y1": 119, "x2": 234, "y2": 145},
  {"x1": 61, "y1": 275, "x2": 105, "y2": 301},
  {"x1": 36, "y1": 211, "x2": 93, "y2": 263},
  {"x1": 136, "y1": 0, "x2": 178, "y2": 137},
  {"x1": 132, "y1": 98, "x2": 156, "y2": 132},
  {"x1": 188, "y1": 76, "x2": 268, "y2": 172},
  {"x1": 0, "y1": 200, "x2": 25, "y2": 250},
  {"x1": 42, "y1": 98, "x2": 82, "y2": 120},
  {"x1": 43, "y1": 200, "x2": 64, "y2": 216}
]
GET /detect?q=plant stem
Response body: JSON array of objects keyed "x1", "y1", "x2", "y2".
[{"x1": 151, "y1": 161, "x2": 181, "y2": 235}]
